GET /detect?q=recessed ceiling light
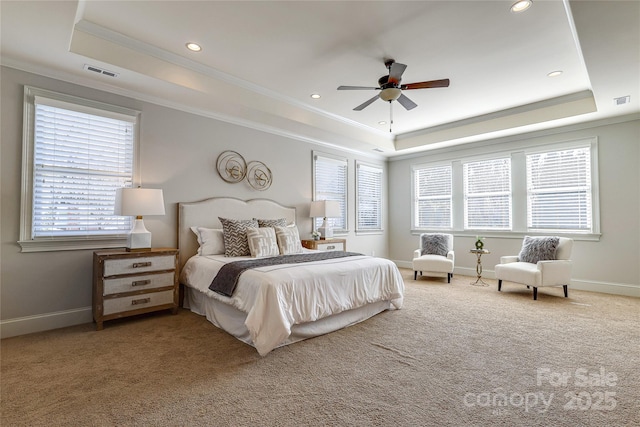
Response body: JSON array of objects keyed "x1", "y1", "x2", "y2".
[
  {"x1": 186, "y1": 42, "x2": 202, "y2": 52},
  {"x1": 547, "y1": 70, "x2": 563, "y2": 77},
  {"x1": 378, "y1": 121, "x2": 387, "y2": 125},
  {"x1": 511, "y1": 0, "x2": 532, "y2": 13},
  {"x1": 310, "y1": 93, "x2": 321, "y2": 99}
]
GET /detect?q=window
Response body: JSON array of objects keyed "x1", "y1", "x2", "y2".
[
  {"x1": 19, "y1": 86, "x2": 139, "y2": 252},
  {"x1": 463, "y1": 158, "x2": 511, "y2": 230},
  {"x1": 413, "y1": 164, "x2": 452, "y2": 229},
  {"x1": 356, "y1": 161, "x2": 383, "y2": 232},
  {"x1": 411, "y1": 138, "x2": 599, "y2": 239},
  {"x1": 527, "y1": 146, "x2": 592, "y2": 232},
  {"x1": 313, "y1": 152, "x2": 347, "y2": 233}
]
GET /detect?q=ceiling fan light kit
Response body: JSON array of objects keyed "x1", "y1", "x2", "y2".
[
  {"x1": 337, "y1": 59, "x2": 450, "y2": 131},
  {"x1": 380, "y1": 87, "x2": 402, "y2": 102}
]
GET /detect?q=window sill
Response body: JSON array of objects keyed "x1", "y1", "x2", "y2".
[
  {"x1": 355, "y1": 229, "x2": 384, "y2": 236},
  {"x1": 18, "y1": 237, "x2": 128, "y2": 253},
  {"x1": 410, "y1": 230, "x2": 602, "y2": 242}
]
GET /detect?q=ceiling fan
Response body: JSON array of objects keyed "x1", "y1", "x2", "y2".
[{"x1": 337, "y1": 59, "x2": 450, "y2": 112}]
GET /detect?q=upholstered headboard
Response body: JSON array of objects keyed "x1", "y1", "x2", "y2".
[{"x1": 178, "y1": 197, "x2": 297, "y2": 268}]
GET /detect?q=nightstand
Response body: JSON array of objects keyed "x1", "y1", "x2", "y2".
[
  {"x1": 301, "y1": 238, "x2": 346, "y2": 252},
  {"x1": 93, "y1": 248, "x2": 179, "y2": 330}
]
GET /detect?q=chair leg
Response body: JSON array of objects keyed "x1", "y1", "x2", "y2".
[
  {"x1": 414, "y1": 271, "x2": 417, "y2": 280},
  {"x1": 447, "y1": 273, "x2": 451, "y2": 283},
  {"x1": 533, "y1": 287, "x2": 538, "y2": 300},
  {"x1": 498, "y1": 280, "x2": 502, "y2": 291},
  {"x1": 563, "y1": 285, "x2": 568, "y2": 298}
]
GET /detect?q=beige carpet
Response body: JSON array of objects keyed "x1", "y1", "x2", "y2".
[{"x1": 2, "y1": 269, "x2": 638, "y2": 426}]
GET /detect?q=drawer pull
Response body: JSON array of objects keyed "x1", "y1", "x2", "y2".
[
  {"x1": 132, "y1": 279, "x2": 151, "y2": 287},
  {"x1": 131, "y1": 298, "x2": 151, "y2": 305},
  {"x1": 132, "y1": 262, "x2": 152, "y2": 268},
  {"x1": 327, "y1": 245, "x2": 336, "y2": 250}
]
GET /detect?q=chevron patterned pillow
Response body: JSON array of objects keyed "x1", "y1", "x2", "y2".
[{"x1": 219, "y1": 217, "x2": 259, "y2": 257}]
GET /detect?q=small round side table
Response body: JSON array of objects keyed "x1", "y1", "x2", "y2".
[{"x1": 469, "y1": 249, "x2": 490, "y2": 286}]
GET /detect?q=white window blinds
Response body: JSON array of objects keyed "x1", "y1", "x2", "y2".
[
  {"x1": 414, "y1": 165, "x2": 452, "y2": 229},
  {"x1": 313, "y1": 153, "x2": 347, "y2": 232},
  {"x1": 356, "y1": 162, "x2": 382, "y2": 231},
  {"x1": 31, "y1": 96, "x2": 136, "y2": 238},
  {"x1": 527, "y1": 146, "x2": 592, "y2": 231},
  {"x1": 464, "y1": 158, "x2": 511, "y2": 230}
]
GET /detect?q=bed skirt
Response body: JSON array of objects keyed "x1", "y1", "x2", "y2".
[{"x1": 184, "y1": 286, "x2": 392, "y2": 352}]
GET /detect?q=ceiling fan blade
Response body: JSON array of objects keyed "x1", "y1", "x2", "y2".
[
  {"x1": 401, "y1": 78, "x2": 450, "y2": 90},
  {"x1": 337, "y1": 85, "x2": 380, "y2": 90},
  {"x1": 388, "y1": 62, "x2": 407, "y2": 84},
  {"x1": 397, "y1": 94, "x2": 418, "y2": 111},
  {"x1": 353, "y1": 95, "x2": 380, "y2": 111}
]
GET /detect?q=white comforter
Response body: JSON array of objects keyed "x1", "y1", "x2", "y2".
[{"x1": 180, "y1": 252, "x2": 404, "y2": 355}]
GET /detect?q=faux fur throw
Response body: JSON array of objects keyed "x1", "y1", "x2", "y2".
[
  {"x1": 420, "y1": 234, "x2": 451, "y2": 257},
  {"x1": 518, "y1": 236, "x2": 560, "y2": 264}
]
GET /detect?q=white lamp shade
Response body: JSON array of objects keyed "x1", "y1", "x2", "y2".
[
  {"x1": 309, "y1": 200, "x2": 341, "y2": 218},
  {"x1": 310, "y1": 200, "x2": 340, "y2": 239},
  {"x1": 115, "y1": 187, "x2": 165, "y2": 217}
]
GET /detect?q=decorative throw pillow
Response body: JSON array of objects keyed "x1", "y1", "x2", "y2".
[
  {"x1": 219, "y1": 217, "x2": 259, "y2": 257},
  {"x1": 420, "y1": 233, "x2": 451, "y2": 257},
  {"x1": 256, "y1": 218, "x2": 288, "y2": 228},
  {"x1": 518, "y1": 236, "x2": 560, "y2": 264},
  {"x1": 274, "y1": 225, "x2": 303, "y2": 255},
  {"x1": 246, "y1": 227, "x2": 280, "y2": 258},
  {"x1": 190, "y1": 226, "x2": 225, "y2": 256}
]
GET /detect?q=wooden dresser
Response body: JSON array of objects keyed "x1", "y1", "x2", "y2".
[
  {"x1": 92, "y1": 248, "x2": 179, "y2": 330},
  {"x1": 301, "y1": 238, "x2": 346, "y2": 252}
]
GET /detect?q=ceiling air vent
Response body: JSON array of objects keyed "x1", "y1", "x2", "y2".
[
  {"x1": 614, "y1": 95, "x2": 630, "y2": 106},
  {"x1": 83, "y1": 64, "x2": 119, "y2": 78}
]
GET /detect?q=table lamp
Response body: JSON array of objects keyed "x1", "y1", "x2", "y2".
[
  {"x1": 115, "y1": 187, "x2": 165, "y2": 251},
  {"x1": 310, "y1": 200, "x2": 341, "y2": 239}
]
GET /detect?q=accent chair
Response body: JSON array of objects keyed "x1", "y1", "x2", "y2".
[
  {"x1": 494, "y1": 236, "x2": 573, "y2": 300},
  {"x1": 412, "y1": 233, "x2": 455, "y2": 283}
]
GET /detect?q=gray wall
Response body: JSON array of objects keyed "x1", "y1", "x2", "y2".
[
  {"x1": 0, "y1": 67, "x2": 388, "y2": 335},
  {"x1": 389, "y1": 118, "x2": 640, "y2": 296},
  {"x1": 1, "y1": 65, "x2": 638, "y2": 338}
]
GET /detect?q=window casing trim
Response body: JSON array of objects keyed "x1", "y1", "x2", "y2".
[
  {"x1": 312, "y1": 151, "x2": 349, "y2": 235},
  {"x1": 410, "y1": 137, "x2": 600, "y2": 240},
  {"x1": 355, "y1": 161, "x2": 383, "y2": 233},
  {"x1": 411, "y1": 162, "x2": 453, "y2": 230},
  {"x1": 19, "y1": 86, "x2": 141, "y2": 252}
]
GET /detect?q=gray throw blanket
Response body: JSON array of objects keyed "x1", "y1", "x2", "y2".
[{"x1": 209, "y1": 251, "x2": 364, "y2": 297}]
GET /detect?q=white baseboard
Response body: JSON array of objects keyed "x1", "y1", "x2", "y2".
[
  {"x1": 393, "y1": 261, "x2": 640, "y2": 298},
  {"x1": 0, "y1": 307, "x2": 92, "y2": 339}
]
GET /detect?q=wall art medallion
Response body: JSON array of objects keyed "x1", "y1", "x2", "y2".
[
  {"x1": 216, "y1": 150, "x2": 247, "y2": 183},
  {"x1": 216, "y1": 150, "x2": 273, "y2": 191}
]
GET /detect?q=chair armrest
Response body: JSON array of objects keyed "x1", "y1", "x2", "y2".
[
  {"x1": 413, "y1": 249, "x2": 421, "y2": 259},
  {"x1": 538, "y1": 260, "x2": 573, "y2": 285},
  {"x1": 500, "y1": 255, "x2": 519, "y2": 264},
  {"x1": 447, "y1": 250, "x2": 455, "y2": 264}
]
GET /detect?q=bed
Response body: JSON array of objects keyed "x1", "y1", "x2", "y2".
[{"x1": 178, "y1": 197, "x2": 404, "y2": 356}]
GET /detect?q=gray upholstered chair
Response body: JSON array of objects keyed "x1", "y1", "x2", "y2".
[
  {"x1": 494, "y1": 236, "x2": 573, "y2": 300},
  {"x1": 412, "y1": 233, "x2": 455, "y2": 282}
]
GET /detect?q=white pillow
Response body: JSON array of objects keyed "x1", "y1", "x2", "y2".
[
  {"x1": 190, "y1": 226, "x2": 225, "y2": 256},
  {"x1": 246, "y1": 227, "x2": 280, "y2": 258},
  {"x1": 274, "y1": 225, "x2": 303, "y2": 255}
]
